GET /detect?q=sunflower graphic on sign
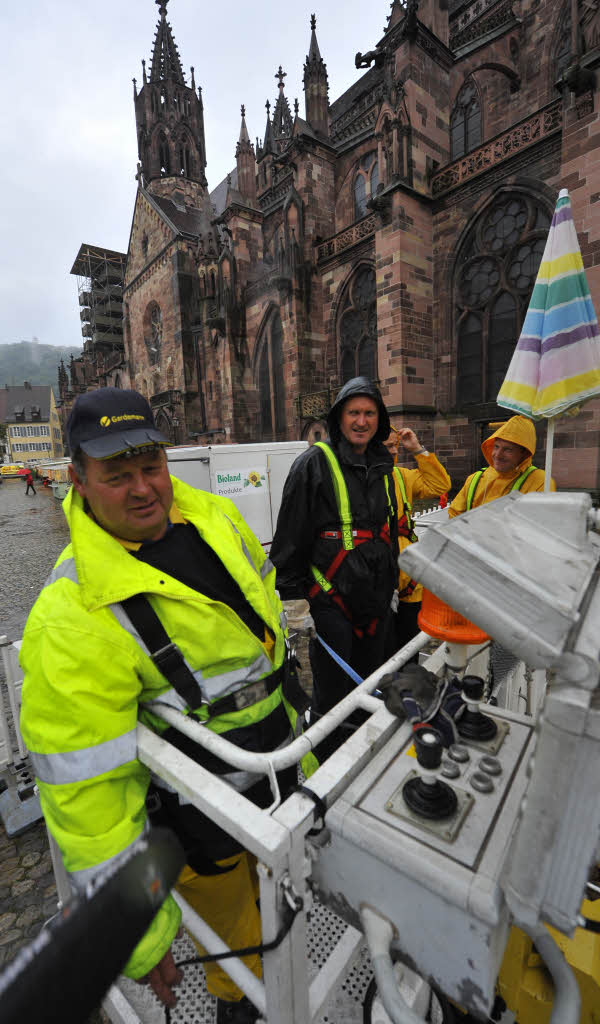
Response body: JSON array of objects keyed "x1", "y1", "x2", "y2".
[{"x1": 244, "y1": 470, "x2": 266, "y2": 488}]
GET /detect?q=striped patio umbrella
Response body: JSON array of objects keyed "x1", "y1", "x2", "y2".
[{"x1": 497, "y1": 188, "x2": 600, "y2": 489}]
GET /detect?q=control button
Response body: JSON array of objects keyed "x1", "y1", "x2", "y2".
[
  {"x1": 441, "y1": 760, "x2": 460, "y2": 779},
  {"x1": 471, "y1": 771, "x2": 494, "y2": 793},
  {"x1": 448, "y1": 743, "x2": 470, "y2": 763},
  {"x1": 479, "y1": 755, "x2": 502, "y2": 776}
]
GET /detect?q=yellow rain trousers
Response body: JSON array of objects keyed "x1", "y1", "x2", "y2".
[{"x1": 177, "y1": 854, "x2": 262, "y2": 1001}]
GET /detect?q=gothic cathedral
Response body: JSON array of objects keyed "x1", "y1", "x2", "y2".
[{"x1": 65, "y1": 0, "x2": 600, "y2": 492}]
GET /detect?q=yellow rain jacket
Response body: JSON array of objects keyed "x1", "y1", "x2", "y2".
[
  {"x1": 448, "y1": 416, "x2": 555, "y2": 518},
  {"x1": 393, "y1": 453, "x2": 451, "y2": 603},
  {"x1": 19, "y1": 476, "x2": 289, "y2": 982}
]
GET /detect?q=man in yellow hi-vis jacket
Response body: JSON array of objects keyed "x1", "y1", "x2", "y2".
[{"x1": 20, "y1": 388, "x2": 301, "y2": 1024}]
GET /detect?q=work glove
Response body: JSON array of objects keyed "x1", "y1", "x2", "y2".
[
  {"x1": 390, "y1": 589, "x2": 399, "y2": 613},
  {"x1": 282, "y1": 598, "x2": 316, "y2": 637},
  {"x1": 379, "y1": 665, "x2": 464, "y2": 747},
  {"x1": 379, "y1": 664, "x2": 440, "y2": 723}
]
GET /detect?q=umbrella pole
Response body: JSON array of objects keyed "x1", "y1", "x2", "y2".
[{"x1": 545, "y1": 416, "x2": 556, "y2": 492}]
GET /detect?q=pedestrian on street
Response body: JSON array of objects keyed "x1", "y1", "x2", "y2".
[
  {"x1": 382, "y1": 426, "x2": 451, "y2": 655},
  {"x1": 24, "y1": 470, "x2": 36, "y2": 495},
  {"x1": 448, "y1": 415, "x2": 555, "y2": 517},
  {"x1": 270, "y1": 376, "x2": 400, "y2": 772},
  {"x1": 20, "y1": 387, "x2": 305, "y2": 1023}
]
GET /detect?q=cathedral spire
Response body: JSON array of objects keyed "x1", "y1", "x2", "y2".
[
  {"x1": 303, "y1": 15, "x2": 329, "y2": 138},
  {"x1": 262, "y1": 99, "x2": 273, "y2": 156},
  {"x1": 386, "y1": 0, "x2": 412, "y2": 32},
  {"x1": 236, "y1": 105, "x2": 257, "y2": 202},
  {"x1": 134, "y1": 0, "x2": 208, "y2": 193},
  {"x1": 271, "y1": 67, "x2": 294, "y2": 152},
  {"x1": 308, "y1": 13, "x2": 321, "y2": 62},
  {"x1": 238, "y1": 104, "x2": 250, "y2": 145},
  {"x1": 150, "y1": 0, "x2": 186, "y2": 84}
]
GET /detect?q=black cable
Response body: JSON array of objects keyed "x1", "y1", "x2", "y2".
[{"x1": 164, "y1": 896, "x2": 302, "y2": 1022}]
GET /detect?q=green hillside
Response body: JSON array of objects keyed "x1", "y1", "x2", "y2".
[{"x1": 0, "y1": 341, "x2": 82, "y2": 392}]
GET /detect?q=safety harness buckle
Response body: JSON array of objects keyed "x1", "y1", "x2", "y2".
[{"x1": 151, "y1": 641, "x2": 191, "y2": 679}]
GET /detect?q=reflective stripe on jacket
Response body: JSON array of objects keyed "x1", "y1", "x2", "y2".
[
  {"x1": 465, "y1": 465, "x2": 538, "y2": 510},
  {"x1": 19, "y1": 475, "x2": 287, "y2": 979}
]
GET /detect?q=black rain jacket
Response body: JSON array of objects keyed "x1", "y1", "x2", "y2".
[{"x1": 271, "y1": 377, "x2": 399, "y2": 625}]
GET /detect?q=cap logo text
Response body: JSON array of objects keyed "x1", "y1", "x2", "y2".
[{"x1": 100, "y1": 414, "x2": 146, "y2": 427}]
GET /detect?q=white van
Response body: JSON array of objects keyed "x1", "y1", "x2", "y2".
[{"x1": 167, "y1": 441, "x2": 308, "y2": 551}]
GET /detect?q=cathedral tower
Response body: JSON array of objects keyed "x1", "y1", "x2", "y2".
[{"x1": 133, "y1": 0, "x2": 207, "y2": 199}]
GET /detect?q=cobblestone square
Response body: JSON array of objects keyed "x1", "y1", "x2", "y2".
[{"x1": 0, "y1": 479, "x2": 69, "y2": 970}]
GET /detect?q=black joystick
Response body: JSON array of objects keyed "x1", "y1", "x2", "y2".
[
  {"x1": 402, "y1": 727, "x2": 458, "y2": 820},
  {"x1": 457, "y1": 675, "x2": 497, "y2": 741}
]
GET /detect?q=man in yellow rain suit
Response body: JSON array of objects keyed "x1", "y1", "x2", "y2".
[
  {"x1": 448, "y1": 415, "x2": 555, "y2": 518},
  {"x1": 383, "y1": 426, "x2": 451, "y2": 653}
]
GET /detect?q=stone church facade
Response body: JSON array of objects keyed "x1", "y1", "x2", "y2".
[{"x1": 66, "y1": 0, "x2": 600, "y2": 492}]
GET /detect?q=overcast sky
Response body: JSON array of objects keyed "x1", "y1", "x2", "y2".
[{"x1": 0, "y1": 0, "x2": 390, "y2": 349}]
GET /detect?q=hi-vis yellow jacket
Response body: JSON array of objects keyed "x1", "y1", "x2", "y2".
[{"x1": 20, "y1": 476, "x2": 288, "y2": 979}]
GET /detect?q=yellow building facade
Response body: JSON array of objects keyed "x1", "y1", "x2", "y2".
[{"x1": 1, "y1": 384, "x2": 64, "y2": 467}]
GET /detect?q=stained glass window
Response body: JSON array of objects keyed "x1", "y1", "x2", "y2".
[
  {"x1": 258, "y1": 311, "x2": 286, "y2": 440},
  {"x1": 353, "y1": 153, "x2": 380, "y2": 220},
  {"x1": 450, "y1": 81, "x2": 481, "y2": 160},
  {"x1": 455, "y1": 194, "x2": 551, "y2": 411},
  {"x1": 339, "y1": 267, "x2": 377, "y2": 383}
]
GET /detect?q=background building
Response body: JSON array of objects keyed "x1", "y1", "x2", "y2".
[
  {"x1": 1, "y1": 384, "x2": 64, "y2": 465},
  {"x1": 57, "y1": 245, "x2": 129, "y2": 432},
  {"x1": 63, "y1": 0, "x2": 600, "y2": 492}
]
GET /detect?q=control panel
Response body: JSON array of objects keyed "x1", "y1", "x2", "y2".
[{"x1": 311, "y1": 684, "x2": 534, "y2": 1017}]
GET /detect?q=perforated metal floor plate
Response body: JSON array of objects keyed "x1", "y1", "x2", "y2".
[{"x1": 110, "y1": 900, "x2": 370, "y2": 1024}]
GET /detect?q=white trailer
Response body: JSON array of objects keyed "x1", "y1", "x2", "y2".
[{"x1": 166, "y1": 441, "x2": 308, "y2": 550}]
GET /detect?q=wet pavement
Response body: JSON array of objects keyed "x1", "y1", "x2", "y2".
[{"x1": 0, "y1": 480, "x2": 69, "y2": 971}]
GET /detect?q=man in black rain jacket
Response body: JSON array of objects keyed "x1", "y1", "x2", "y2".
[{"x1": 271, "y1": 377, "x2": 399, "y2": 765}]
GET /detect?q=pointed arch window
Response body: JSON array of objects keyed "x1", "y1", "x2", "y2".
[
  {"x1": 144, "y1": 302, "x2": 162, "y2": 366},
  {"x1": 455, "y1": 194, "x2": 551, "y2": 411},
  {"x1": 159, "y1": 132, "x2": 170, "y2": 176},
  {"x1": 554, "y1": 5, "x2": 573, "y2": 83},
  {"x1": 353, "y1": 153, "x2": 379, "y2": 220},
  {"x1": 179, "y1": 137, "x2": 191, "y2": 177},
  {"x1": 450, "y1": 81, "x2": 481, "y2": 160},
  {"x1": 257, "y1": 311, "x2": 286, "y2": 440},
  {"x1": 338, "y1": 266, "x2": 378, "y2": 383}
]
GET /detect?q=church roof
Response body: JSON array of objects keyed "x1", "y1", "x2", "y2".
[
  {"x1": 329, "y1": 64, "x2": 383, "y2": 123},
  {"x1": 1, "y1": 384, "x2": 53, "y2": 423},
  {"x1": 210, "y1": 168, "x2": 239, "y2": 218},
  {"x1": 149, "y1": 191, "x2": 215, "y2": 237},
  {"x1": 150, "y1": 0, "x2": 186, "y2": 84}
]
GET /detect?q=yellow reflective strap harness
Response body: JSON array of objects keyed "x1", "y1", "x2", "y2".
[
  {"x1": 466, "y1": 465, "x2": 538, "y2": 511},
  {"x1": 308, "y1": 442, "x2": 396, "y2": 637}
]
